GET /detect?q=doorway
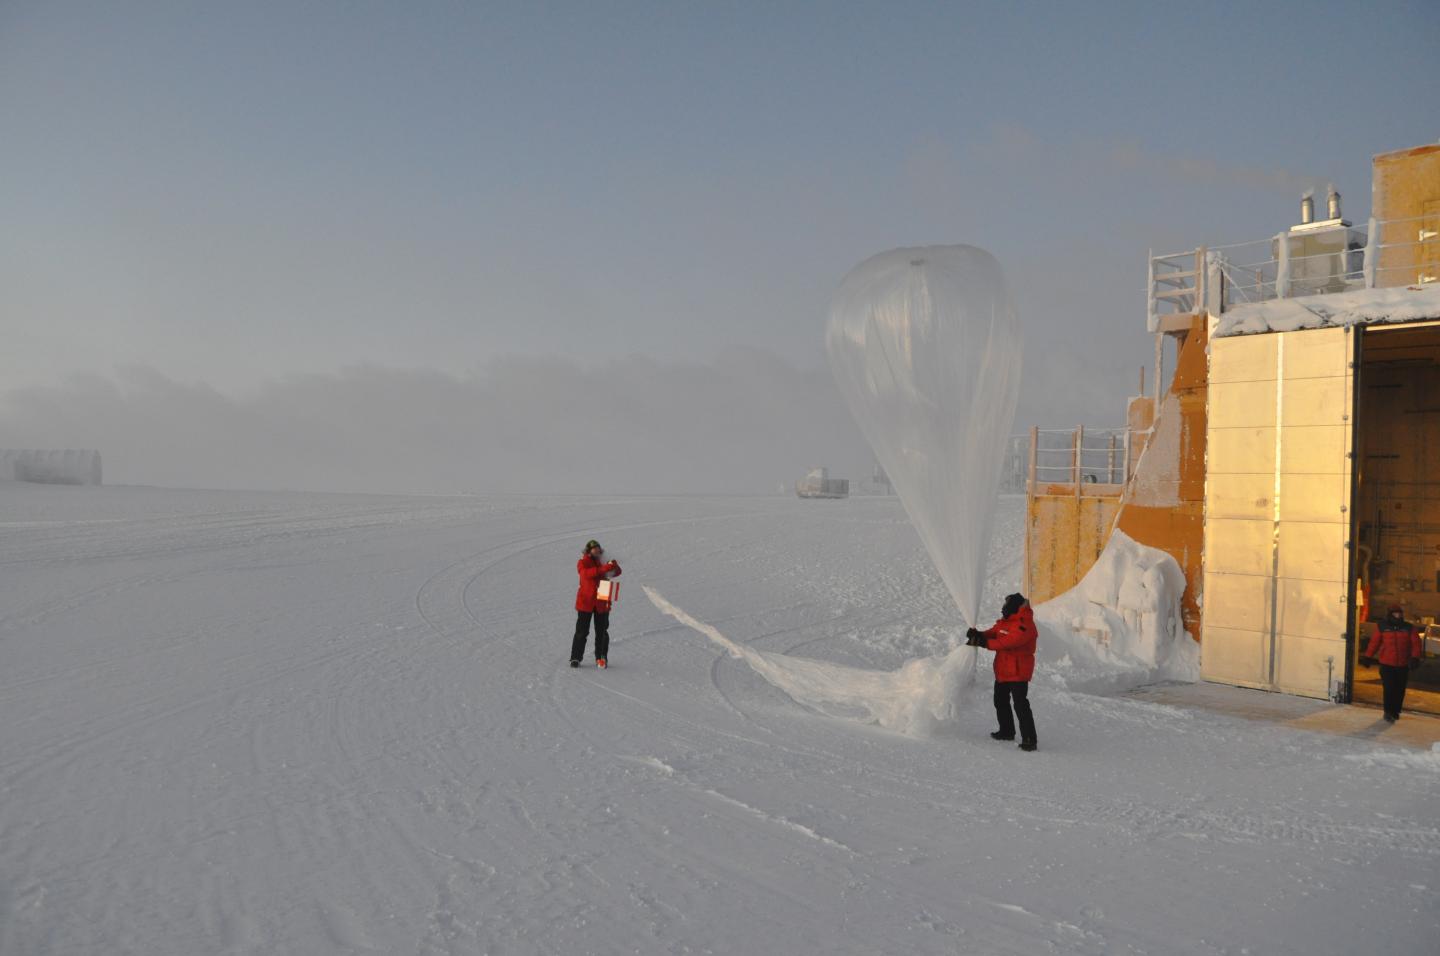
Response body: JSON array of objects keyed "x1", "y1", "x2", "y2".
[{"x1": 1352, "y1": 321, "x2": 1440, "y2": 715}]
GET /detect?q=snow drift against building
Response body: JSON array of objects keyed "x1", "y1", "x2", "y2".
[
  {"x1": 646, "y1": 530, "x2": 1197, "y2": 736},
  {"x1": 0, "y1": 449, "x2": 102, "y2": 485},
  {"x1": 1031, "y1": 530, "x2": 1199, "y2": 696},
  {"x1": 1215, "y1": 283, "x2": 1440, "y2": 338}
]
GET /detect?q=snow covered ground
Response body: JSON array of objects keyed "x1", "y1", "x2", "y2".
[{"x1": 2, "y1": 485, "x2": 1437, "y2": 955}]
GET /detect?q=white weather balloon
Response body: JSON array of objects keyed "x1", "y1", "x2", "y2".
[{"x1": 826, "y1": 245, "x2": 1022, "y2": 627}]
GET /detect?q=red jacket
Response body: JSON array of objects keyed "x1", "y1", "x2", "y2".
[
  {"x1": 1366, "y1": 620, "x2": 1421, "y2": 667},
  {"x1": 575, "y1": 555, "x2": 621, "y2": 612},
  {"x1": 983, "y1": 605, "x2": 1038, "y2": 683}
]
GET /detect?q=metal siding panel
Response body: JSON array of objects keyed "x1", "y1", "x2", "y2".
[
  {"x1": 1281, "y1": 326, "x2": 1350, "y2": 378},
  {"x1": 1205, "y1": 474, "x2": 1275, "y2": 520},
  {"x1": 1274, "y1": 633, "x2": 1346, "y2": 699},
  {"x1": 1277, "y1": 472, "x2": 1349, "y2": 523},
  {"x1": 1208, "y1": 426, "x2": 1276, "y2": 475},
  {"x1": 1277, "y1": 521, "x2": 1348, "y2": 582},
  {"x1": 1282, "y1": 376, "x2": 1348, "y2": 427},
  {"x1": 1200, "y1": 625, "x2": 1271, "y2": 686},
  {"x1": 1276, "y1": 578, "x2": 1347, "y2": 642},
  {"x1": 1209, "y1": 335, "x2": 1278, "y2": 385},
  {"x1": 1280, "y1": 424, "x2": 1348, "y2": 475},
  {"x1": 1210, "y1": 380, "x2": 1279, "y2": 429},
  {"x1": 1205, "y1": 518, "x2": 1275, "y2": 575},
  {"x1": 1203, "y1": 572, "x2": 1272, "y2": 631}
]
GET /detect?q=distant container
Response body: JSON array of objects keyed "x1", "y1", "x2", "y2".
[{"x1": 795, "y1": 466, "x2": 848, "y2": 499}]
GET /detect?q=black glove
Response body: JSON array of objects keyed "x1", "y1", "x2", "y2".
[
  {"x1": 1412, "y1": 658, "x2": 1423, "y2": 671},
  {"x1": 1358, "y1": 656, "x2": 1377, "y2": 667},
  {"x1": 964, "y1": 628, "x2": 988, "y2": 648}
]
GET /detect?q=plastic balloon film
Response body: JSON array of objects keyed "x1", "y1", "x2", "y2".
[{"x1": 826, "y1": 245, "x2": 1022, "y2": 627}]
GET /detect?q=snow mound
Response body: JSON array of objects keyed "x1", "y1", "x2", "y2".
[
  {"x1": 1214, "y1": 283, "x2": 1440, "y2": 338},
  {"x1": 1032, "y1": 530, "x2": 1199, "y2": 695},
  {"x1": 644, "y1": 586, "x2": 981, "y2": 736}
]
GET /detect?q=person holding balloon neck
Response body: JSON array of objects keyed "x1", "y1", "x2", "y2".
[{"x1": 967, "y1": 593, "x2": 1039, "y2": 751}]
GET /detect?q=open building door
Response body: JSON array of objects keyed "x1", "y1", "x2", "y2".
[
  {"x1": 1352, "y1": 322, "x2": 1440, "y2": 715},
  {"x1": 1202, "y1": 326, "x2": 1354, "y2": 699}
]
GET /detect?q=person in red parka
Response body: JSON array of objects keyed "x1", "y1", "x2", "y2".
[
  {"x1": 967, "y1": 592, "x2": 1039, "y2": 751},
  {"x1": 571, "y1": 539, "x2": 621, "y2": 668},
  {"x1": 1360, "y1": 605, "x2": 1423, "y2": 721}
]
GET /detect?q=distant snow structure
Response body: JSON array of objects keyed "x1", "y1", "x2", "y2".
[
  {"x1": 795, "y1": 466, "x2": 848, "y2": 499},
  {"x1": 0, "y1": 449, "x2": 103, "y2": 486},
  {"x1": 852, "y1": 461, "x2": 894, "y2": 496}
]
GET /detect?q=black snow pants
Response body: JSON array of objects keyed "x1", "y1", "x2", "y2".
[
  {"x1": 994, "y1": 680, "x2": 1037, "y2": 742},
  {"x1": 571, "y1": 611, "x2": 610, "y2": 663},
  {"x1": 1379, "y1": 663, "x2": 1410, "y2": 718}
]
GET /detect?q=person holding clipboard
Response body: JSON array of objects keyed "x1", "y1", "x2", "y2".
[{"x1": 571, "y1": 539, "x2": 621, "y2": 669}]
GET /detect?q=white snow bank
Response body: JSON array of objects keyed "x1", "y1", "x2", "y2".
[
  {"x1": 645, "y1": 586, "x2": 981, "y2": 736},
  {"x1": 645, "y1": 531, "x2": 1196, "y2": 736},
  {"x1": 1215, "y1": 284, "x2": 1440, "y2": 338},
  {"x1": 1032, "y1": 530, "x2": 1199, "y2": 694}
]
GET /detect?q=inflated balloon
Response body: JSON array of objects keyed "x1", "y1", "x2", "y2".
[{"x1": 826, "y1": 245, "x2": 1022, "y2": 627}]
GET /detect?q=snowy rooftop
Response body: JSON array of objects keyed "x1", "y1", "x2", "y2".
[{"x1": 1213, "y1": 283, "x2": 1440, "y2": 338}]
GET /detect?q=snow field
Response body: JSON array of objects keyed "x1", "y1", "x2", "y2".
[{"x1": 1, "y1": 485, "x2": 1437, "y2": 955}]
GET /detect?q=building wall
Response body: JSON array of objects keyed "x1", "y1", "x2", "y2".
[
  {"x1": 1372, "y1": 143, "x2": 1440, "y2": 288},
  {"x1": 1201, "y1": 326, "x2": 1354, "y2": 699},
  {"x1": 1024, "y1": 484, "x2": 1123, "y2": 603}
]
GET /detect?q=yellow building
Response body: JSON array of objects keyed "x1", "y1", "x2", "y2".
[{"x1": 1027, "y1": 140, "x2": 1440, "y2": 714}]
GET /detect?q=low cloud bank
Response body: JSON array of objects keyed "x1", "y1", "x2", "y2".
[{"x1": 0, "y1": 349, "x2": 871, "y2": 495}]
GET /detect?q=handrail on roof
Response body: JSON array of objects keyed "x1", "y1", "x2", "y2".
[{"x1": 1148, "y1": 212, "x2": 1439, "y2": 328}]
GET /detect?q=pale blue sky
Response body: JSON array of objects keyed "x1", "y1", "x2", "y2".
[{"x1": 2, "y1": 0, "x2": 1437, "y2": 439}]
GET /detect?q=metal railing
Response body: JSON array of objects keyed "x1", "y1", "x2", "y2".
[
  {"x1": 1028, "y1": 426, "x2": 1131, "y2": 490},
  {"x1": 1148, "y1": 213, "x2": 1440, "y2": 327}
]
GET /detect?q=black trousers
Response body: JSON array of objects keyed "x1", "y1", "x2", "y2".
[
  {"x1": 994, "y1": 680, "x2": 1037, "y2": 742},
  {"x1": 571, "y1": 611, "x2": 609, "y2": 662},
  {"x1": 1379, "y1": 663, "x2": 1410, "y2": 717}
]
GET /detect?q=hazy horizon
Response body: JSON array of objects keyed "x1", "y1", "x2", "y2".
[{"x1": 3, "y1": 1, "x2": 1436, "y2": 493}]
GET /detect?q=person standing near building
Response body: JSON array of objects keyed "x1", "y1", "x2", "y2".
[
  {"x1": 571, "y1": 539, "x2": 621, "y2": 669},
  {"x1": 1361, "y1": 604, "x2": 1423, "y2": 722},
  {"x1": 967, "y1": 592, "x2": 1039, "y2": 751}
]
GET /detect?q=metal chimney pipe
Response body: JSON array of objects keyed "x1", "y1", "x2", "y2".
[
  {"x1": 1327, "y1": 188, "x2": 1341, "y2": 220},
  {"x1": 1300, "y1": 194, "x2": 1315, "y2": 224}
]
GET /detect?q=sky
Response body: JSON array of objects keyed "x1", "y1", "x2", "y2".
[{"x1": 2, "y1": 1, "x2": 1437, "y2": 493}]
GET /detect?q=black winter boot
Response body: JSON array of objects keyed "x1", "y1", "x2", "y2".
[
  {"x1": 990, "y1": 731, "x2": 1015, "y2": 741},
  {"x1": 1018, "y1": 739, "x2": 1038, "y2": 752}
]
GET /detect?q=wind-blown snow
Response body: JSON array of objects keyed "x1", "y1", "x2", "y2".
[
  {"x1": 1215, "y1": 283, "x2": 1440, "y2": 337},
  {"x1": 2, "y1": 485, "x2": 1435, "y2": 955}
]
